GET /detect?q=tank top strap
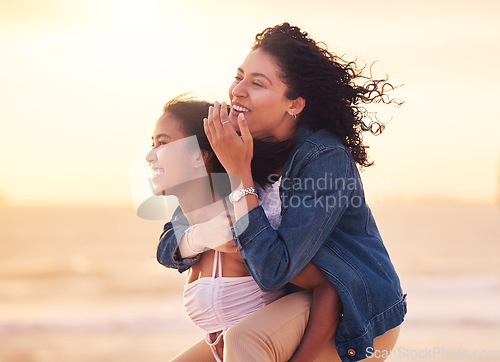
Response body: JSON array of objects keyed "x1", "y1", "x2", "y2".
[
  {"x1": 212, "y1": 251, "x2": 217, "y2": 277},
  {"x1": 212, "y1": 250, "x2": 223, "y2": 278},
  {"x1": 205, "y1": 329, "x2": 226, "y2": 362},
  {"x1": 206, "y1": 329, "x2": 226, "y2": 346},
  {"x1": 218, "y1": 250, "x2": 222, "y2": 277}
]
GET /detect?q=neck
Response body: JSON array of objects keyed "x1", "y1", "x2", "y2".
[
  {"x1": 270, "y1": 117, "x2": 298, "y2": 141},
  {"x1": 175, "y1": 177, "x2": 225, "y2": 225}
]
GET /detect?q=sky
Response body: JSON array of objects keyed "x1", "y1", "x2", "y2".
[{"x1": 0, "y1": 0, "x2": 499, "y2": 206}]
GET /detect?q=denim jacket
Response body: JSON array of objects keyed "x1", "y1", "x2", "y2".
[{"x1": 157, "y1": 126, "x2": 407, "y2": 362}]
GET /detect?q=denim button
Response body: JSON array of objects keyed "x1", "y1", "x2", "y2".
[{"x1": 348, "y1": 348, "x2": 356, "y2": 356}]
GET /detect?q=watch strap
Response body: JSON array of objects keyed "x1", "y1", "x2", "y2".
[{"x1": 229, "y1": 187, "x2": 258, "y2": 203}]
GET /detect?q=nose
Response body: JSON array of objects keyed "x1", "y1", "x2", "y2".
[
  {"x1": 145, "y1": 148, "x2": 157, "y2": 165},
  {"x1": 230, "y1": 79, "x2": 247, "y2": 99}
]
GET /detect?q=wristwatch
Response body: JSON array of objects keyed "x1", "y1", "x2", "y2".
[{"x1": 229, "y1": 187, "x2": 258, "y2": 203}]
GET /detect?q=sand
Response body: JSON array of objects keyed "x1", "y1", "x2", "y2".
[{"x1": 0, "y1": 202, "x2": 499, "y2": 361}]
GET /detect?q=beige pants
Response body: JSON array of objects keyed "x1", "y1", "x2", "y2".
[{"x1": 170, "y1": 291, "x2": 400, "y2": 362}]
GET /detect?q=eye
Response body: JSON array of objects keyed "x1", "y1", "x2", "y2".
[
  {"x1": 234, "y1": 75, "x2": 243, "y2": 81},
  {"x1": 252, "y1": 81, "x2": 263, "y2": 87},
  {"x1": 151, "y1": 140, "x2": 167, "y2": 148}
]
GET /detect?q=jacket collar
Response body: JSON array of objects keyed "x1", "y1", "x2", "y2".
[{"x1": 281, "y1": 125, "x2": 313, "y2": 179}]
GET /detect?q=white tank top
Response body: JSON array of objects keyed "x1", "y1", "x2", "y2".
[
  {"x1": 256, "y1": 176, "x2": 282, "y2": 230},
  {"x1": 183, "y1": 251, "x2": 284, "y2": 361}
]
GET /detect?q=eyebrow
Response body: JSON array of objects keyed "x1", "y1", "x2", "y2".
[
  {"x1": 151, "y1": 133, "x2": 171, "y2": 140},
  {"x1": 237, "y1": 67, "x2": 273, "y2": 85}
]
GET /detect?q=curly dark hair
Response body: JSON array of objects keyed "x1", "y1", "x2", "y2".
[{"x1": 252, "y1": 23, "x2": 401, "y2": 167}]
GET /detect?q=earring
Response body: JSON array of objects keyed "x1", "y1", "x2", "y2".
[{"x1": 292, "y1": 113, "x2": 297, "y2": 120}]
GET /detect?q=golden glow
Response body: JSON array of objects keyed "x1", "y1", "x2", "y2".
[{"x1": 1, "y1": 0, "x2": 499, "y2": 205}]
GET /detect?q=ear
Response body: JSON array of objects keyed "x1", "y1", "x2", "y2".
[
  {"x1": 288, "y1": 97, "x2": 306, "y2": 118},
  {"x1": 192, "y1": 149, "x2": 213, "y2": 168}
]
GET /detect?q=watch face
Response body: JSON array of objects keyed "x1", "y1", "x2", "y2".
[{"x1": 230, "y1": 190, "x2": 242, "y2": 203}]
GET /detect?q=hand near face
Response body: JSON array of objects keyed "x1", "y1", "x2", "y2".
[{"x1": 204, "y1": 101, "x2": 253, "y2": 177}]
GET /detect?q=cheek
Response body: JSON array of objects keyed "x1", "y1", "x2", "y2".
[
  {"x1": 254, "y1": 96, "x2": 282, "y2": 119},
  {"x1": 156, "y1": 148, "x2": 184, "y2": 175},
  {"x1": 257, "y1": 90, "x2": 281, "y2": 108},
  {"x1": 155, "y1": 147, "x2": 170, "y2": 167},
  {"x1": 158, "y1": 145, "x2": 195, "y2": 171}
]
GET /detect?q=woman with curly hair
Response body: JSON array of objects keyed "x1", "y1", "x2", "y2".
[{"x1": 158, "y1": 23, "x2": 406, "y2": 361}]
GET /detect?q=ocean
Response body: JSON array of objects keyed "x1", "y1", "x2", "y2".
[{"x1": 0, "y1": 202, "x2": 499, "y2": 361}]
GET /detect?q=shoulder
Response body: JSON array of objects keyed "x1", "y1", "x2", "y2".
[
  {"x1": 290, "y1": 128, "x2": 352, "y2": 171},
  {"x1": 282, "y1": 126, "x2": 356, "y2": 180},
  {"x1": 304, "y1": 128, "x2": 346, "y2": 149}
]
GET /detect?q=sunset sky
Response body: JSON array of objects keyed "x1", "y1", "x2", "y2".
[{"x1": 1, "y1": 0, "x2": 499, "y2": 206}]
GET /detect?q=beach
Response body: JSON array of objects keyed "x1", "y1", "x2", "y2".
[{"x1": 0, "y1": 202, "x2": 499, "y2": 361}]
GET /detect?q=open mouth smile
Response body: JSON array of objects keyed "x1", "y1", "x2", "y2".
[{"x1": 151, "y1": 168, "x2": 164, "y2": 181}]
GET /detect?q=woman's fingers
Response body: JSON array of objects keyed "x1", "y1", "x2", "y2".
[
  {"x1": 205, "y1": 106, "x2": 216, "y2": 141},
  {"x1": 211, "y1": 101, "x2": 224, "y2": 136},
  {"x1": 206, "y1": 101, "x2": 237, "y2": 143},
  {"x1": 220, "y1": 102, "x2": 232, "y2": 132},
  {"x1": 203, "y1": 102, "x2": 253, "y2": 175},
  {"x1": 238, "y1": 112, "x2": 252, "y2": 143}
]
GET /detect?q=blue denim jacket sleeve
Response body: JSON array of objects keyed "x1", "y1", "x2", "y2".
[
  {"x1": 156, "y1": 206, "x2": 201, "y2": 273},
  {"x1": 230, "y1": 145, "x2": 355, "y2": 292}
]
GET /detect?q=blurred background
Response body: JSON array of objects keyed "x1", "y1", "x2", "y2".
[{"x1": 1, "y1": 0, "x2": 499, "y2": 361}]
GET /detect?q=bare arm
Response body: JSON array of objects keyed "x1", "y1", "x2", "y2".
[
  {"x1": 288, "y1": 263, "x2": 342, "y2": 362},
  {"x1": 177, "y1": 209, "x2": 237, "y2": 258},
  {"x1": 157, "y1": 205, "x2": 236, "y2": 273}
]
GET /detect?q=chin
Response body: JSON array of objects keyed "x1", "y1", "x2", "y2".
[{"x1": 152, "y1": 182, "x2": 167, "y2": 196}]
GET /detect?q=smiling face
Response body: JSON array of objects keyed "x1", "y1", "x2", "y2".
[
  {"x1": 146, "y1": 112, "x2": 206, "y2": 196},
  {"x1": 228, "y1": 48, "x2": 301, "y2": 140}
]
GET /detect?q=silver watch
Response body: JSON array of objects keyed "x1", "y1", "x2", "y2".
[{"x1": 229, "y1": 187, "x2": 258, "y2": 203}]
